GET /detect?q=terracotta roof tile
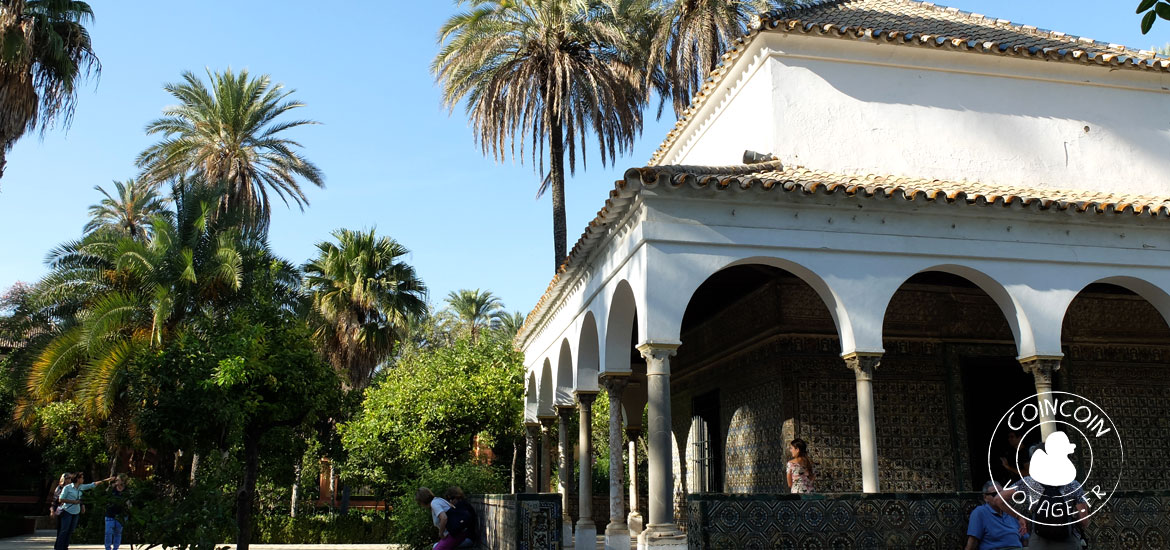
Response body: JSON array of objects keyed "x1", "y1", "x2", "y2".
[
  {"x1": 650, "y1": 0, "x2": 1169, "y2": 165},
  {"x1": 631, "y1": 161, "x2": 1170, "y2": 216},
  {"x1": 515, "y1": 160, "x2": 1170, "y2": 348}
]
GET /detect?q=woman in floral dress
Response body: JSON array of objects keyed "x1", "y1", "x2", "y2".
[{"x1": 786, "y1": 438, "x2": 815, "y2": 494}]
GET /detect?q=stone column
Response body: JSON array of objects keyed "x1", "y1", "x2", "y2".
[
  {"x1": 575, "y1": 392, "x2": 598, "y2": 549},
  {"x1": 1020, "y1": 355, "x2": 1062, "y2": 441},
  {"x1": 626, "y1": 428, "x2": 644, "y2": 536},
  {"x1": 844, "y1": 352, "x2": 881, "y2": 493},
  {"x1": 556, "y1": 406, "x2": 575, "y2": 549},
  {"x1": 539, "y1": 417, "x2": 555, "y2": 492},
  {"x1": 637, "y1": 344, "x2": 686, "y2": 550},
  {"x1": 601, "y1": 374, "x2": 630, "y2": 550},
  {"x1": 524, "y1": 422, "x2": 540, "y2": 493}
]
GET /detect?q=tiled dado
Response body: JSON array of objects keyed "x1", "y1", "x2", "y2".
[
  {"x1": 685, "y1": 492, "x2": 1170, "y2": 550},
  {"x1": 470, "y1": 493, "x2": 562, "y2": 550}
]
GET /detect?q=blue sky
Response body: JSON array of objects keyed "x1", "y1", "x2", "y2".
[{"x1": 0, "y1": 1, "x2": 1164, "y2": 315}]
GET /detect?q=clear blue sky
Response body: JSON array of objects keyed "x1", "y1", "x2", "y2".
[{"x1": 0, "y1": 1, "x2": 1164, "y2": 315}]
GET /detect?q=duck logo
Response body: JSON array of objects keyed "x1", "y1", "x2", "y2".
[{"x1": 987, "y1": 391, "x2": 1124, "y2": 528}]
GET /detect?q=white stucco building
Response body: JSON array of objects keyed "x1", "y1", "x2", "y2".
[{"x1": 516, "y1": 1, "x2": 1170, "y2": 548}]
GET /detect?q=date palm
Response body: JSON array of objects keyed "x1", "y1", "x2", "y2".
[
  {"x1": 136, "y1": 69, "x2": 323, "y2": 229},
  {"x1": 303, "y1": 228, "x2": 427, "y2": 392},
  {"x1": 649, "y1": 0, "x2": 777, "y2": 118},
  {"x1": 444, "y1": 288, "x2": 506, "y2": 342},
  {"x1": 24, "y1": 180, "x2": 245, "y2": 419},
  {"x1": 434, "y1": 0, "x2": 650, "y2": 270},
  {"x1": 83, "y1": 178, "x2": 169, "y2": 240},
  {"x1": 0, "y1": 0, "x2": 99, "y2": 182}
]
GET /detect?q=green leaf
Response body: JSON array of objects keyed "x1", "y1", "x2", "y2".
[
  {"x1": 1144, "y1": 11, "x2": 1158, "y2": 33},
  {"x1": 1139, "y1": 0, "x2": 1158, "y2": 13},
  {"x1": 1157, "y1": 2, "x2": 1170, "y2": 20}
]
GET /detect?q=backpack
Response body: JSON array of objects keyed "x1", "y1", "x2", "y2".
[
  {"x1": 1033, "y1": 483, "x2": 1073, "y2": 541},
  {"x1": 446, "y1": 500, "x2": 477, "y2": 537}
]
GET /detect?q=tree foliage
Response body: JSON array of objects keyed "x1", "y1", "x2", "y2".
[
  {"x1": 1138, "y1": 0, "x2": 1170, "y2": 34},
  {"x1": 0, "y1": 0, "x2": 100, "y2": 181},
  {"x1": 433, "y1": 0, "x2": 649, "y2": 269},
  {"x1": 136, "y1": 68, "x2": 323, "y2": 229},
  {"x1": 339, "y1": 337, "x2": 524, "y2": 491}
]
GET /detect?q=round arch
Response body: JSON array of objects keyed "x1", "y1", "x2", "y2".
[
  {"x1": 604, "y1": 280, "x2": 637, "y2": 374},
  {"x1": 881, "y1": 264, "x2": 1032, "y2": 356},
  {"x1": 577, "y1": 312, "x2": 601, "y2": 391},
  {"x1": 525, "y1": 371, "x2": 538, "y2": 422},
  {"x1": 538, "y1": 359, "x2": 555, "y2": 417},
  {"x1": 555, "y1": 339, "x2": 574, "y2": 405},
  {"x1": 1064, "y1": 276, "x2": 1170, "y2": 332}
]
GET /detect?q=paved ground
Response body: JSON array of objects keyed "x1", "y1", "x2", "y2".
[
  {"x1": 1, "y1": 530, "x2": 624, "y2": 550},
  {"x1": 0, "y1": 531, "x2": 409, "y2": 550}
]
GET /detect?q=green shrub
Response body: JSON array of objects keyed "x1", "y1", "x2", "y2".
[
  {"x1": 253, "y1": 512, "x2": 392, "y2": 544},
  {"x1": 389, "y1": 462, "x2": 506, "y2": 550}
]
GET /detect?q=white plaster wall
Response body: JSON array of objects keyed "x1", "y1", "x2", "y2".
[
  {"x1": 668, "y1": 33, "x2": 1170, "y2": 196},
  {"x1": 635, "y1": 190, "x2": 1170, "y2": 360}
]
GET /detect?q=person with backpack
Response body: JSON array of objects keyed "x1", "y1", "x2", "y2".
[
  {"x1": 104, "y1": 474, "x2": 131, "y2": 550},
  {"x1": 1006, "y1": 475, "x2": 1089, "y2": 549},
  {"x1": 442, "y1": 486, "x2": 478, "y2": 547},
  {"x1": 415, "y1": 487, "x2": 466, "y2": 550}
]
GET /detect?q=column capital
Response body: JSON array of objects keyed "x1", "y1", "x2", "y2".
[
  {"x1": 538, "y1": 416, "x2": 556, "y2": 429},
  {"x1": 636, "y1": 342, "x2": 679, "y2": 361},
  {"x1": 575, "y1": 390, "x2": 598, "y2": 407},
  {"x1": 1020, "y1": 355, "x2": 1061, "y2": 386},
  {"x1": 843, "y1": 352, "x2": 882, "y2": 381},
  {"x1": 555, "y1": 404, "x2": 575, "y2": 418},
  {"x1": 626, "y1": 427, "x2": 642, "y2": 440},
  {"x1": 600, "y1": 372, "x2": 631, "y2": 394},
  {"x1": 524, "y1": 421, "x2": 542, "y2": 429}
]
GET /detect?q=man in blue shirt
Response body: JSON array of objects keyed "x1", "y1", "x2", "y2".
[{"x1": 965, "y1": 481, "x2": 1025, "y2": 550}]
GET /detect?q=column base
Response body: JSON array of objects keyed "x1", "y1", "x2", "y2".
[
  {"x1": 563, "y1": 519, "x2": 575, "y2": 549},
  {"x1": 636, "y1": 524, "x2": 686, "y2": 550},
  {"x1": 627, "y1": 512, "x2": 644, "y2": 536},
  {"x1": 604, "y1": 524, "x2": 630, "y2": 550},
  {"x1": 575, "y1": 520, "x2": 597, "y2": 550}
]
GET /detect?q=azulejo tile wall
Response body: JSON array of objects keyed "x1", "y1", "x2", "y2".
[
  {"x1": 685, "y1": 492, "x2": 1170, "y2": 549},
  {"x1": 686, "y1": 493, "x2": 977, "y2": 549},
  {"x1": 470, "y1": 493, "x2": 562, "y2": 550}
]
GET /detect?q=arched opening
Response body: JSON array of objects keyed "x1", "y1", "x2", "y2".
[
  {"x1": 556, "y1": 339, "x2": 574, "y2": 406},
  {"x1": 577, "y1": 313, "x2": 600, "y2": 392},
  {"x1": 1060, "y1": 281, "x2": 1170, "y2": 493},
  {"x1": 539, "y1": 359, "x2": 555, "y2": 418},
  {"x1": 525, "y1": 372, "x2": 539, "y2": 422},
  {"x1": 672, "y1": 263, "x2": 839, "y2": 495},
  {"x1": 881, "y1": 270, "x2": 1026, "y2": 492}
]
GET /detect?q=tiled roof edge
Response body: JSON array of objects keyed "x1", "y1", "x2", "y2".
[{"x1": 648, "y1": 0, "x2": 1170, "y2": 166}]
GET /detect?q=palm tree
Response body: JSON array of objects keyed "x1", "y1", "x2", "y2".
[
  {"x1": 83, "y1": 178, "x2": 169, "y2": 240},
  {"x1": 649, "y1": 0, "x2": 777, "y2": 118},
  {"x1": 496, "y1": 310, "x2": 526, "y2": 340},
  {"x1": 433, "y1": 0, "x2": 650, "y2": 270},
  {"x1": 303, "y1": 228, "x2": 427, "y2": 392},
  {"x1": 0, "y1": 0, "x2": 99, "y2": 182},
  {"x1": 23, "y1": 181, "x2": 246, "y2": 419},
  {"x1": 136, "y1": 69, "x2": 323, "y2": 229},
  {"x1": 444, "y1": 288, "x2": 506, "y2": 342}
]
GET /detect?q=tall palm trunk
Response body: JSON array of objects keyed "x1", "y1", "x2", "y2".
[{"x1": 549, "y1": 119, "x2": 567, "y2": 270}]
